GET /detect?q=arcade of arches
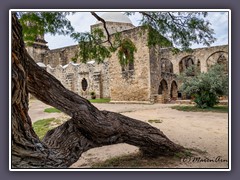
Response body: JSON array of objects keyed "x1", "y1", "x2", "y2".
[{"x1": 154, "y1": 47, "x2": 228, "y2": 104}]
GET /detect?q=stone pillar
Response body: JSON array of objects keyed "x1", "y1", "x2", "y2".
[{"x1": 92, "y1": 72, "x2": 101, "y2": 99}]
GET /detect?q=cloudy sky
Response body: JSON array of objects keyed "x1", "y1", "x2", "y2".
[{"x1": 45, "y1": 11, "x2": 229, "y2": 50}]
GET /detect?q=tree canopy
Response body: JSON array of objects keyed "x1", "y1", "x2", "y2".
[{"x1": 18, "y1": 11, "x2": 216, "y2": 63}]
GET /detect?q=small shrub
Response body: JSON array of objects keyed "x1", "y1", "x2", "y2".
[
  {"x1": 178, "y1": 64, "x2": 228, "y2": 108},
  {"x1": 90, "y1": 91, "x2": 96, "y2": 99}
]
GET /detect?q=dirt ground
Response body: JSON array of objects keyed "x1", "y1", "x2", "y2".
[{"x1": 28, "y1": 99, "x2": 229, "y2": 169}]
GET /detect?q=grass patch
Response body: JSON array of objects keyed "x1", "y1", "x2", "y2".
[
  {"x1": 44, "y1": 107, "x2": 61, "y2": 113},
  {"x1": 92, "y1": 149, "x2": 202, "y2": 168},
  {"x1": 89, "y1": 98, "x2": 110, "y2": 103},
  {"x1": 92, "y1": 153, "x2": 181, "y2": 168},
  {"x1": 148, "y1": 119, "x2": 163, "y2": 123},
  {"x1": 174, "y1": 150, "x2": 193, "y2": 158},
  {"x1": 33, "y1": 118, "x2": 62, "y2": 140},
  {"x1": 171, "y1": 105, "x2": 228, "y2": 113}
]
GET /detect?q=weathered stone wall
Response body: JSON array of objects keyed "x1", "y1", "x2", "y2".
[
  {"x1": 149, "y1": 46, "x2": 178, "y2": 103},
  {"x1": 160, "y1": 45, "x2": 228, "y2": 75},
  {"x1": 25, "y1": 36, "x2": 49, "y2": 63},
  {"x1": 91, "y1": 22, "x2": 135, "y2": 36},
  {"x1": 46, "y1": 61, "x2": 110, "y2": 99},
  {"x1": 43, "y1": 45, "x2": 79, "y2": 67},
  {"x1": 26, "y1": 46, "x2": 49, "y2": 63},
  {"x1": 109, "y1": 26, "x2": 151, "y2": 102},
  {"x1": 149, "y1": 45, "x2": 229, "y2": 103}
]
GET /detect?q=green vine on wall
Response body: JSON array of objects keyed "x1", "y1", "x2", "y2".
[{"x1": 117, "y1": 38, "x2": 137, "y2": 67}]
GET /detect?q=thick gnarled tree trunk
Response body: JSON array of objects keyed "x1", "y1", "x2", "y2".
[{"x1": 11, "y1": 13, "x2": 183, "y2": 168}]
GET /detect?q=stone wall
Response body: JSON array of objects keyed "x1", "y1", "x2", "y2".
[
  {"x1": 43, "y1": 45, "x2": 79, "y2": 67},
  {"x1": 91, "y1": 22, "x2": 135, "y2": 37},
  {"x1": 46, "y1": 61, "x2": 110, "y2": 99},
  {"x1": 25, "y1": 36, "x2": 49, "y2": 63},
  {"x1": 149, "y1": 46, "x2": 178, "y2": 103},
  {"x1": 26, "y1": 46, "x2": 49, "y2": 63},
  {"x1": 160, "y1": 45, "x2": 228, "y2": 75},
  {"x1": 109, "y1": 26, "x2": 151, "y2": 102},
  {"x1": 149, "y1": 45, "x2": 229, "y2": 103}
]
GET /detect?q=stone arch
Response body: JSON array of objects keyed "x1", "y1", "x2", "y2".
[
  {"x1": 179, "y1": 55, "x2": 200, "y2": 75},
  {"x1": 161, "y1": 58, "x2": 173, "y2": 73},
  {"x1": 206, "y1": 51, "x2": 228, "y2": 73},
  {"x1": 158, "y1": 79, "x2": 168, "y2": 103},
  {"x1": 170, "y1": 81, "x2": 178, "y2": 100}
]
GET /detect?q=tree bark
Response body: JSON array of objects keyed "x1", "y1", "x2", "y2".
[{"x1": 11, "y1": 13, "x2": 183, "y2": 168}]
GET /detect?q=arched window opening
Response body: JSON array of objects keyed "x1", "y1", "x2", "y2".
[
  {"x1": 161, "y1": 58, "x2": 173, "y2": 73},
  {"x1": 179, "y1": 55, "x2": 198, "y2": 76},
  {"x1": 81, "y1": 78, "x2": 88, "y2": 91}
]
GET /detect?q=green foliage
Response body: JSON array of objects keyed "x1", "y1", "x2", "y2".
[
  {"x1": 90, "y1": 91, "x2": 95, "y2": 96},
  {"x1": 71, "y1": 28, "x2": 111, "y2": 63},
  {"x1": 18, "y1": 12, "x2": 74, "y2": 44},
  {"x1": 136, "y1": 12, "x2": 216, "y2": 50},
  {"x1": 33, "y1": 118, "x2": 62, "y2": 140},
  {"x1": 178, "y1": 64, "x2": 228, "y2": 108},
  {"x1": 171, "y1": 105, "x2": 228, "y2": 113},
  {"x1": 44, "y1": 107, "x2": 61, "y2": 113},
  {"x1": 193, "y1": 91, "x2": 219, "y2": 108},
  {"x1": 146, "y1": 25, "x2": 173, "y2": 47},
  {"x1": 90, "y1": 91, "x2": 96, "y2": 99},
  {"x1": 117, "y1": 38, "x2": 137, "y2": 66},
  {"x1": 18, "y1": 11, "x2": 216, "y2": 65}
]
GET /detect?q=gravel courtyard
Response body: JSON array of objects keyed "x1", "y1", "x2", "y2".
[{"x1": 29, "y1": 99, "x2": 229, "y2": 169}]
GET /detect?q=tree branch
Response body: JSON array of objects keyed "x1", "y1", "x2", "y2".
[
  {"x1": 90, "y1": 12, "x2": 113, "y2": 48},
  {"x1": 26, "y1": 50, "x2": 183, "y2": 156}
]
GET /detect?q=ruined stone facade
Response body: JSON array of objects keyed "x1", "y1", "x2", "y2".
[
  {"x1": 27, "y1": 12, "x2": 229, "y2": 103},
  {"x1": 150, "y1": 45, "x2": 228, "y2": 103}
]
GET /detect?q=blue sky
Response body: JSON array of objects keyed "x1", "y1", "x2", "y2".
[{"x1": 45, "y1": 11, "x2": 229, "y2": 50}]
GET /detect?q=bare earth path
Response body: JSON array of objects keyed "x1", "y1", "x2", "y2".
[{"x1": 29, "y1": 99, "x2": 229, "y2": 169}]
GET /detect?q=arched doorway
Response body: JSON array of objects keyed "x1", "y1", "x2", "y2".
[
  {"x1": 170, "y1": 81, "x2": 178, "y2": 101},
  {"x1": 158, "y1": 79, "x2": 168, "y2": 103}
]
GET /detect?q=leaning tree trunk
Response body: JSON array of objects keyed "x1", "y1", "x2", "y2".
[{"x1": 11, "y1": 13, "x2": 183, "y2": 168}]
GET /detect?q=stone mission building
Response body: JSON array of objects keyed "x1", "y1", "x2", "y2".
[{"x1": 26, "y1": 12, "x2": 229, "y2": 104}]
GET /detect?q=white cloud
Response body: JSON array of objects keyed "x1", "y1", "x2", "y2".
[{"x1": 206, "y1": 12, "x2": 229, "y2": 46}]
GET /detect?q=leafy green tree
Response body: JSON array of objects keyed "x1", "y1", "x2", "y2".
[
  {"x1": 178, "y1": 64, "x2": 228, "y2": 108},
  {"x1": 18, "y1": 12, "x2": 74, "y2": 43},
  {"x1": 12, "y1": 11, "x2": 217, "y2": 168},
  {"x1": 18, "y1": 12, "x2": 216, "y2": 63}
]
